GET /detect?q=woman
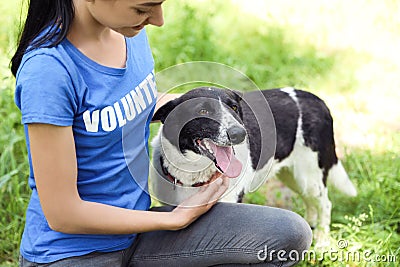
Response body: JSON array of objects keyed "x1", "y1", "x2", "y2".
[{"x1": 11, "y1": 0, "x2": 312, "y2": 266}]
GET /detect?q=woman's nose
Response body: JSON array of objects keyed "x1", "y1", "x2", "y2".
[{"x1": 148, "y1": 5, "x2": 164, "y2": 27}]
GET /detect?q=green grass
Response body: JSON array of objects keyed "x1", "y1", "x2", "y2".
[
  {"x1": 244, "y1": 149, "x2": 400, "y2": 267},
  {"x1": 0, "y1": 75, "x2": 30, "y2": 265},
  {"x1": 0, "y1": 1, "x2": 30, "y2": 264},
  {"x1": 148, "y1": 0, "x2": 355, "y2": 93},
  {"x1": 1, "y1": 0, "x2": 399, "y2": 266}
]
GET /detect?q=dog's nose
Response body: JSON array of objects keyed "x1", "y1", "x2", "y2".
[{"x1": 227, "y1": 126, "x2": 246, "y2": 144}]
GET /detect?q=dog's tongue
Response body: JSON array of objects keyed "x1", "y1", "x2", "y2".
[{"x1": 209, "y1": 143, "x2": 242, "y2": 178}]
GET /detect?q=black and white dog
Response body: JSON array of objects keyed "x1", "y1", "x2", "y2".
[{"x1": 150, "y1": 87, "x2": 357, "y2": 245}]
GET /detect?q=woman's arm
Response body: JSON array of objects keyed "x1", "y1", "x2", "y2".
[{"x1": 28, "y1": 123, "x2": 228, "y2": 234}]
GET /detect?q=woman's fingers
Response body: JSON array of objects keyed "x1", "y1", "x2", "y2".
[
  {"x1": 171, "y1": 176, "x2": 230, "y2": 230},
  {"x1": 184, "y1": 176, "x2": 229, "y2": 208}
]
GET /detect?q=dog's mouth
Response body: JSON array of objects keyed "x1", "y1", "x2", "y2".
[{"x1": 196, "y1": 139, "x2": 242, "y2": 178}]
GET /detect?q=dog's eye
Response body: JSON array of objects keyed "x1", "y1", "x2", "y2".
[
  {"x1": 199, "y1": 109, "x2": 209, "y2": 115},
  {"x1": 231, "y1": 105, "x2": 238, "y2": 112}
]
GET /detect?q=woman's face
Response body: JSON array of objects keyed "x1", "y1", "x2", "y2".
[{"x1": 86, "y1": 0, "x2": 165, "y2": 37}]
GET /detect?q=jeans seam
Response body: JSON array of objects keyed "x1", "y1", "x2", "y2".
[{"x1": 131, "y1": 248, "x2": 257, "y2": 261}]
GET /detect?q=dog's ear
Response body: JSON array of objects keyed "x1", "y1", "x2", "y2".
[
  {"x1": 152, "y1": 99, "x2": 178, "y2": 124},
  {"x1": 227, "y1": 89, "x2": 243, "y2": 102}
]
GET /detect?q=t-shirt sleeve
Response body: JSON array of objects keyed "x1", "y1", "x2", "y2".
[{"x1": 15, "y1": 53, "x2": 77, "y2": 126}]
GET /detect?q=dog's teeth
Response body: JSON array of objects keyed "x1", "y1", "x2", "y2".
[
  {"x1": 198, "y1": 140, "x2": 215, "y2": 156},
  {"x1": 204, "y1": 141, "x2": 210, "y2": 150},
  {"x1": 205, "y1": 142, "x2": 210, "y2": 150},
  {"x1": 205, "y1": 142, "x2": 214, "y2": 155}
]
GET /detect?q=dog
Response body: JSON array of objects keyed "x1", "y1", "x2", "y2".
[{"x1": 150, "y1": 86, "x2": 357, "y2": 245}]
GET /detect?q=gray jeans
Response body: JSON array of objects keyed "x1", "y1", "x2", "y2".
[{"x1": 19, "y1": 203, "x2": 312, "y2": 267}]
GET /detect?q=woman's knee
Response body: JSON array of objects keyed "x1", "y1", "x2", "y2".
[
  {"x1": 276, "y1": 209, "x2": 312, "y2": 252},
  {"x1": 217, "y1": 203, "x2": 312, "y2": 257},
  {"x1": 254, "y1": 207, "x2": 313, "y2": 265},
  {"x1": 148, "y1": 203, "x2": 312, "y2": 266}
]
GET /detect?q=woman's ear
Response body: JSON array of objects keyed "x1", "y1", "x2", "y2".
[{"x1": 152, "y1": 100, "x2": 178, "y2": 124}]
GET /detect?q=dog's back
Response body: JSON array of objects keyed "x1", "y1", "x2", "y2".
[
  {"x1": 150, "y1": 87, "x2": 357, "y2": 246},
  {"x1": 244, "y1": 88, "x2": 337, "y2": 183},
  {"x1": 242, "y1": 88, "x2": 356, "y2": 194}
]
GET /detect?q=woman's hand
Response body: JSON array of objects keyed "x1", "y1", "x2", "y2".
[{"x1": 169, "y1": 176, "x2": 230, "y2": 230}]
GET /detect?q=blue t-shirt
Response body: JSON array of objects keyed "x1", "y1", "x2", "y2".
[{"x1": 15, "y1": 30, "x2": 157, "y2": 263}]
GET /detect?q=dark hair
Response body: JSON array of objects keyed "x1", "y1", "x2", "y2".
[{"x1": 10, "y1": 0, "x2": 75, "y2": 77}]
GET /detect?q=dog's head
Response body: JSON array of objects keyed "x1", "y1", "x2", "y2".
[{"x1": 153, "y1": 87, "x2": 246, "y2": 182}]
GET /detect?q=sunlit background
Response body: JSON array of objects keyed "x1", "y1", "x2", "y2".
[{"x1": 229, "y1": 0, "x2": 400, "y2": 151}]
